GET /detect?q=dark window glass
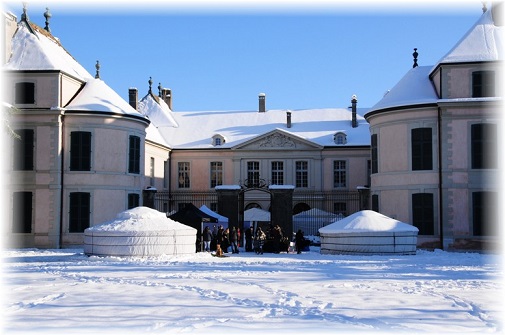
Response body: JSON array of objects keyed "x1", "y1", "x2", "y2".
[
  {"x1": 70, "y1": 132, "x2": 91, "y2": 171},
  {"x1": 210, "y1": 162, "x2": 223, "y2": 188},
  {"x1": 371, "y1": 134, "x2": 378, "y2": 174},
  {"x1": 471, "y1": 123, "x2": 497, "y2": 169},
  {"x1": 128, "y1": 135, "x2": 141, "y2": 174},
  {"x1": 247, "y1": 161, "x2": 260, "y2": 187},
  {"x1": 178, "y1": 162, "x2": 191, "y2": 188},
  {"x1": 371, "y1": 194, "x2": 379, "y2": 212},
  {"x1": 128, "y1": 193, "x2": 139, "y2": 209},
  {"x1": 271, "y1": 161, "x2": 284, "y2": 185},
  {"x1": 13, "y1": 129, "x2": 34, "y2": 171},
  {"x1": 472, "y1": 191, "x2": 497, "y2": 236},
  {"x1": 412, "y1": 128, "x2": 433, "y2": 171},
  {"x1": 472, "y1": 71, "x2": 495, "y2": 97},
  {"x1": 12, "y1": 192, "x2": 32, "y2": 233},
  {"x1": 15, "y1": 82, "x2": 35, "y2": 104},
  {"x1": 412, "y1": 193, "x2": 434, "y2": 235},
  {"x1": 69, "y1": 192, "x2": 90, "y2": 233}
]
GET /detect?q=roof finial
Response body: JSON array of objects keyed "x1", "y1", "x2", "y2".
[
  {"x1": 21, "y1": 2, "x2": 29, "y2": 22},
  {"x1": 95, "y1": 60, "x2": 100, "y2": 79},
  {"x1": 482, "y1": 1, "x2": 487, "y2": 13},
  {"x1": 148, "y1": 77, "x2": 153, "y2": 94},
  {"x1": 44, "y1": 7, "x2": 52, "y2": 32},
  {"x1": 412, "y1": 48, "x2": 418, "y2": 68},
  {"x1": 158, "y1": 83, "x2": 162, "y2": 97}
]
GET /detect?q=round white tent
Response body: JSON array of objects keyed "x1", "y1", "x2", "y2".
[
  {"x1": 318, "y1": 210, "x2": 418, "y2": 255},
  {"x1": 84, "y1": 207, "x2": 197, "y2": 257}
]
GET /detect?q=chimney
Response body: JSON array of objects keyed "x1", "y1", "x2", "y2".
[
  {"x1": 161, "y1": 88, "x2": 173, "y2": 110},
  {"x1": 129, "y1": 88, "x2": 138, "y2": 110},
  {"x1": 258, "y1": 93, "x2": 266, "y2": 113},
  {"x1": 286, "y1": 110, "x2": 292, "y2": 128},
  {"x1": 351, "y1": 94, "x2": 358, "y2": 128}
]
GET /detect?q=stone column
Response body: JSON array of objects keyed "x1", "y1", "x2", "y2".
[{"x1": 269, "y1": 185, "x2": 294, "y2": 239}]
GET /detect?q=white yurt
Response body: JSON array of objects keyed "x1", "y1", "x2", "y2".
[
  {"x1": 318, "y1": 210, "x2": 418, "y2": 255},
  {"x1": 84, "y1": 207, "x2": 197, "y2": 256}
]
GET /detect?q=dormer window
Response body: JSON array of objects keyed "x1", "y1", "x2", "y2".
[
  {"x1": 15, "y1": 82, "x2": 35, "y2": 104},
  {"x1": 212, "y1": 134, "x2": 226, "y2": 146},
  {"x1": 333, "y1": 132, "x2": 347, "y2": 145}
]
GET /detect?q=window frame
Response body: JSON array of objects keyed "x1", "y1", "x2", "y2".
[
  {"x1": 295, "y1": 160, "x2": 308, "y2": 188},
  {"x1": 69, "y1": 192, "x2": 90, "y2": 233},
  {"x1": 70, "y1": 131, "x2": 92, "y2": 171},
  {"x1": 411, "y1": 127, "x2": 433, "y2": 171},
  {"x1": 333, "y1": 160, "x2": 347, "y2": 188},
  {"x1": 15, "y1": 82, "x2": 35, "y2": 104},
  {"x1": 271, "y1": 161, "x2": 284, "y2": 185},
  {"x1": 12, "y1": 191, "x2": 33, "y2": 234},
  {"x1": 412, "y1": 193, "x2": 434, "y2": 235},
  {"x1": 178, "y1": 162, "x2": 191, "y2": 189},
  {"x1": 210, "y1": 161, "x2": 223, "y2": 188},
  {"x1": 472, "y1": 71, "x2": 495, "y2": 98},
  {"x1": 13, "y1": 129, "x2": 34, "y2": 171},
  {"x1": 471, "y1": 123, "x2": 497, "y2": 169},
  {"x1": 128, "y1": 135, "x2": 141, "y2": 174}
]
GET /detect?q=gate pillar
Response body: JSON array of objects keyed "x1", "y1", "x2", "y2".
[
  {"x1": 215, "y1": 185, "x2": 241, "y2": 230},
  {"x1": 269, "y1": 185, "x2": 295, "y2": 239}
]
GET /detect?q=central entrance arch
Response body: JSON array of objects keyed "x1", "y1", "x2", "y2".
[{"x1": 215, "y1": 182, "x2": 295, "y2": 248}]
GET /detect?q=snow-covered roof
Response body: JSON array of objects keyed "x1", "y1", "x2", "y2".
[
  {"x1": 138, "y1": 93, "x2": 178, "y2": 128},
  {"x1": 319, "y1": 210, "x2": 418, "y2": 234},
  {"x1": 365, "y1": 66, "x2": 438, "y2": 115},
  {"x1": 432, "y1": 8, "x2": 503, "y2": 68},
  {"x1": 4, "y1": 21, "x2": 93, "y2": 81},
  {"x1": 156, "y1": 108, "x2": 370, "y2": 149},
  {"x1": 65, "y1": 78, "x2": 148, "y2": 121}
]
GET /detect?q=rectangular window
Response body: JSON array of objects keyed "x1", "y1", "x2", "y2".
[
  {"x1": 13, "y1": 129, "x2": 34, "y2": 171},
  {"x1": 12, "y1": 191, "x2": 32, "y2": 233},
  {"x1": 69, "y1": 192, "x2": 90, "y2": 233},
  {"x1": 247, "y1": 161, "x2": 260, "y2": 187},
  {"x1": 371, "y1": 134, "x2": 378, "y2": 174},
  {"x1": 128, "y1": 193, "x2": 139, "y2": 209},
  {"x1": 128, "y1": 135, "x2": 141, "y2": 174},
  {"x1": 271, "y1": 161, "x2": 284, "y2": 185},
  {"x1": 15, "y1": 82, "x2": 35, "y2": 104},
  {"x1": 411, "y1": 128, "x2": 433, "y2": 171},
  {"x1": 295, "y1": 161, "x2": 308, "y2": 188},
  {"x1": 371, "y1": 194, "x2": 379, "y2": 212},
  {"x1": 163, "y1": 161, "x2": 168, "y2": 189},
  {"x1": 472, "y1": 71, "x2": 495, "y2": 98},
  {"x1": 471, "y1": 123, "x2": 497, "y2": 169},
  {"x1": 412, "y1": 193, "x2": 434, "y2": 235},
  {"x1": 150, "y1": 157, "x2": 155, "y2": 186},
  {"x1": 333, "y1": 160, "x2": 346, "y2": 188},
  {"x1": 472, "y1": 191, "x2": 497, "y2": 236},
  {"x1": 210, "y1": 162, "x2": 223, "y2": 188},
  {"x1": 178, "y1": 162, "x2": 190, "y2": 188},
  {"x1": 333, "y1": 202, "x2": 347, "y2": 216},
  {"x1": 70, "y1": 131, "x2": 91, "y2": 171}
]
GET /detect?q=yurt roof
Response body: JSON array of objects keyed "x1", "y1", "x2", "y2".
[
  {"x1": 86, "y1": 207, "x2": 196, "y2": 232},
  {"x1": 319, "y1": 210, "x2": 418, "y2": 234}
]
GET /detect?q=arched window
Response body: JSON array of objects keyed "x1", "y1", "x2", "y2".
[{"x1": 212, "y1": 134, "x2": 226, "y2": 146}]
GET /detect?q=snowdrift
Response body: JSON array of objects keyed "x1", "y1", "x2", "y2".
[
  {"x1": 84, "y1": 207, "x2": 197, "y2": 256},
  {"x1": 318, "y1": 210, "x2": 418, "y2": 255}
]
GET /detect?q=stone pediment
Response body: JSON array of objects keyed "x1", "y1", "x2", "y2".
[{"x1": 233, "y1": 129, "x2": 323, "y2": 150}]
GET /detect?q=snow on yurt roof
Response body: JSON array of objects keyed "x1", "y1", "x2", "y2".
[
  {"x1": 158, "y1": 107, "x2": 370, "y2": 149},
  {"x1": 4, "y1": 21, "x2": 93, "y2": 81},
  {"x1": 433, "y1": 8, "x2": 503, "y2": 67},
  {"x1": 319, "y1": 210, "x2": 418, "y2": 234},
  {"x1": 65, "y1": 78, "x2": 148, "y2": 121},
  {"x1": 365, "y1": 66, "x2": 438, "y2": 115},
  {"x1": 86, "y1": 207, "x2": 196, "y2": 232}
]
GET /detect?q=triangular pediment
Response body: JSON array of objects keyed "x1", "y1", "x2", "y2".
[{"x1": 232, "y1": 129, "x2": 323, "y2": 150}]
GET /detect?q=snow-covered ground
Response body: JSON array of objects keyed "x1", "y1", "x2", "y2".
[{"x1": 2, "y1": 248, "x2": 502, "y2": 334}]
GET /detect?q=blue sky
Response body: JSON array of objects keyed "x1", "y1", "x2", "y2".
[{"x1": 4, "y1": 1, "x2": 483, "y2": 111}]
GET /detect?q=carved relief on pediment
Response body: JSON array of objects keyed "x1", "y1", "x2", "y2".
[{"x1": 258, "y1": 133, "x2": 296, "y2": 148}]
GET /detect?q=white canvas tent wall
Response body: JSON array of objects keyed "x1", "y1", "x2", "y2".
[
  {"x1": 293, "y1": 208, "x2": 344, "y2": 236},
  {"x1": 319, "y1": 210, "x2": 418, "y2": 255},
  {"x1": 84, "y1": 207, "x2": 197, "y2": 256}
]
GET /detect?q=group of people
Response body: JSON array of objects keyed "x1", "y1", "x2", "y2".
[
  {"x1": 202, "y1": 225, "x2": 240, "y2": 254},
  {"x1": 202, "y1": 224, "x2": 306, "y2": 255}
]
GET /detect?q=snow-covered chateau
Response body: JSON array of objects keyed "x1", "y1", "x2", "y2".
[{"x1": 3, "y1": 4, "x2": 501, "y2": 251}]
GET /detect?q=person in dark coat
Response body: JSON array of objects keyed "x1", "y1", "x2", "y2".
[
  {"x1": 272, "y1": 225, "x2": 282, "y2": 254},
  {"x1": 245, "y1": 226, "x2": 254, "y2": 252},
  {"x1": 230, "y1": 227, "x2": 239, "y2": 254},
  {"x1": 222, "y1": 227, "x2": 230, "y2": 253},
  {"x1": 295, "y1": 229, "x2": 305, "y2": 254},
  {"x1": 202, "y1": 226, "x2": 212, "y2": 252}
]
